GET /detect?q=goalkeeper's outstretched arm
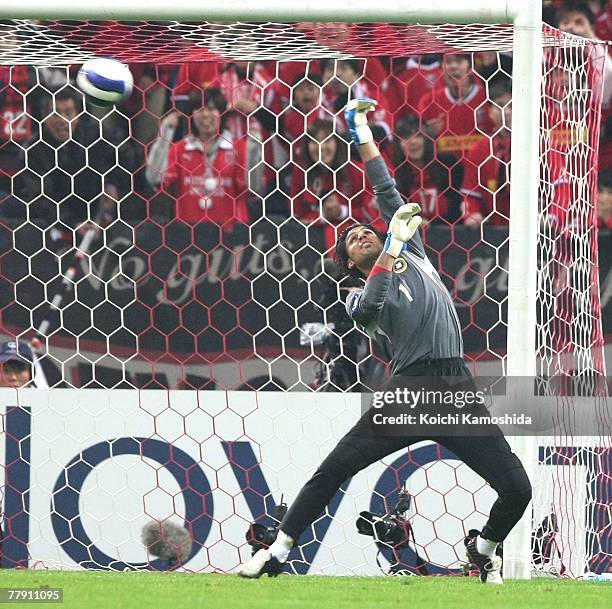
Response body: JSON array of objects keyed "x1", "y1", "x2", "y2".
[{"x1": 344, "y1": 98, "x2": 425, "y2": 258}]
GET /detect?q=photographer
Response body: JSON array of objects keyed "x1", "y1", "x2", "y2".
[
  {"x1": 0, "y1": 340, "x2": 35, "y2": 388},
  {"x1": 308, "y1": 260, "x2": 372, "y2": 392}
]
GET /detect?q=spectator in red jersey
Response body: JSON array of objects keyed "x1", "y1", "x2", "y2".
[
  {"x1": 0, "y1": 65, "x2": 34, "y2": 145},
  {"x1": 173, "y1": 61, "x2": 272, "y2": 204},
  {"x1": 461, "y1": 80, "x2": 512, "y2": 228},
  {"x1": 173, "y1": 61, "x2": 272, "y2": 140},
  {"x1": 291, "y1": 119, "x2": 378, "y2": 230},
  {"x1": 538, "y1": 63, "x2": 604, "y2": 232},
  {"x1": 557, "y1": 1, "x2": 612, "y2": 187},
  {"x1": 322, "y1": 59, "x2": 393, "y2": 142},
  {"x1": 388, "y1": 54, "x2": 443, "y2": 119},
  {"x1": 417, "y1": 53, "x2": 491, "y2": 159},
  {"x1": 261, "y1": 75, "x2": 329, "y2": 151},
  {"x1": 594, "y1": 1, "x2": 612, "y2": 43},
  {"x1": 557, "y1": 1, "x2": 612, "y2": 109},
  {"x1": 0, "y1": 31, "x2": 35, "y2": 203},
  {"x1": 146, "y1": 88, "x2": 248, "y2": 229},
  {"x1": 554, "y1": 4, "x2": 612, "y2": 217},
  {"x1": 249, "y1": 74, "x2": 332, "y2": 219},
  {"x1": 598, "y1": 169, "x2": 612, "y2": 229},
  {"x1": 473, "y1": 51, "x2": 513, "y2": 82},
  {"x1": 277, "y1": 60, "x2": 323, "y2": 90},
  {"x1": 255, "y1": 73, "x2": 329, "y2": 171},
  {"x1": 291, "y1": 119, "x2": 356, "y2": 223},
  {"x1": 390, "y1": 115, "x2": 458, "y2": 225}
]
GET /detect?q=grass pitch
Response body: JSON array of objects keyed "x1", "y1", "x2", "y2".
[{"x1": 0, "y1": 571, "x2": 610, "y2": 609}]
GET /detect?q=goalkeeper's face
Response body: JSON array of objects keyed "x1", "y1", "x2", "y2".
[{"x1": 344, "y1": 225, "x2": 383, "y2": 272}]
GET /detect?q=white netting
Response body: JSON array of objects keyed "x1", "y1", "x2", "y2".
[
  {"x1": 0, "y1": 18, "x2": 609, "y2": 577},
  {"x1": 0, "y1": 20, "x2": 591, "y2": 65}
]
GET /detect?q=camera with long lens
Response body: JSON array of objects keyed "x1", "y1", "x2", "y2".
[
  {"x1": 245, "y1": 498, "x2": 288, "y2": 556},
  {"x1": 356, "y1": 488, "x2": 428, "y2": 575},
  {"x1": 356, "y1": 488, "x2": 413, "y2": 549}
]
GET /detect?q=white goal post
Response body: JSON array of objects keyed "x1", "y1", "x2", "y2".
[{"x1": 0, "y1": 0, "x2": 546, "y2": 580}]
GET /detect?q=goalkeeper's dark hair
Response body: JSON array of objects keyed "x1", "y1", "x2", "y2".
[{"x1": 335, "y1": 223, "x2": 386, "y2": 279}]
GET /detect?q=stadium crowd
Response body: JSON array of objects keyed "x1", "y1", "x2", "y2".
[
  {"x1": 0, "y1": 1, "x2": 610, "y2": 243},
  {"x1": 0, "y1": 1, "x2": 610, "y2": 391}
]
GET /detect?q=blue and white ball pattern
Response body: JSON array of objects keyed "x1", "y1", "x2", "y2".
[{"x1": 76, "y1": 58, "x2": 133, "y2": 107}]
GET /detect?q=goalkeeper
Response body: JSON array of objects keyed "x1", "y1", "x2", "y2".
[{"x1": 238, "y1": 98, "x2": 531, "y2": 585}]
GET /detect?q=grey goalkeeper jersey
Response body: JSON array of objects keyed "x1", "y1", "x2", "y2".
[{"x1": 345, "y1": 156, "x2": 463, "y2": 375}]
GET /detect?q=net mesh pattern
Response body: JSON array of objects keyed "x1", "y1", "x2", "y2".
[
  {"x1": 0, "y1": 18, "x2": 609, "y2": 576},
  {"x1": 0, "y1": 21, "x2": 585, "y2": 66}
]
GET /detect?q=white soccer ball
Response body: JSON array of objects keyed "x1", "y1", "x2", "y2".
[{"x1": 76, "y1": 57, "x2": 133, "y2": 108}]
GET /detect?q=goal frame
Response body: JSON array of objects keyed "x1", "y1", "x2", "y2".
[{"x1": 0, "y1": 0, "x2": 543, "y2": 579}]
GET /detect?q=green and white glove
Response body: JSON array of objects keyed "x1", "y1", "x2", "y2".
[{"x1": 383, "y1": 203, "x2": 422, "y2": 258}]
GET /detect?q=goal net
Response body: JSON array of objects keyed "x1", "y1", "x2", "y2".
[{"x1": 0, "y1": 18, "x2": 609, "y2": 577}]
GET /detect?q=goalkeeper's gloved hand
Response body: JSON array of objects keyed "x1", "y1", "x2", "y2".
[
  {"x1": 383, "y1": 203, "x2": 422, "y2": 258},
  {"x1": 344, "y1": 97, "x2": 377, "y2": 146}
]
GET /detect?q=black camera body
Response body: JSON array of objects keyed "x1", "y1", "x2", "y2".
[
  {"x1": 245, "y1": 500, "x2": 287, "y2": 556},
  {"x1": 356, "y1": 489, "x2": 413, "y2": 550},
  {"x1": 356, "y1": 489, "x2": 428, "y2": 575},
  {"x1": 356, "y1": 512, "x2": 413, "y2": 549}
]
